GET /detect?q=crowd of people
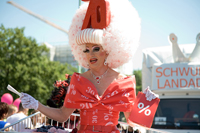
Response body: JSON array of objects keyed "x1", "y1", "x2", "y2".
[
  {"x1": 0, "y1": 102, "x2": 11, "y2": 131},
  {"x1": 0, "y1": 101, "x2": 32, "y2": 131},
  {"x1": 0, "y1": 101, "x2": 47, "y2": 131},
  {"x1": 0, "y1": 96, "x2": 46, "y2": 131},
  {"x1": 0, "y1": 90, "x2": 81, "y2": 132},
  {"x1": 0, "y1": 73, "x2": 80, "y2": 132}
]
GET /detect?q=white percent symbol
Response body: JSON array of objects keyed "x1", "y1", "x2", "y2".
[{"x1": 138, "y1": 102, "x2": 151, "y2": 116}]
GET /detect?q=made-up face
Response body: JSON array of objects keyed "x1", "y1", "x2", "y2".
[{"x1": 83, "y1": 43, "x2": 108, "y2": 68}]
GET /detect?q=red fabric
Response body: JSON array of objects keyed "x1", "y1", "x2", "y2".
[
  {"x1": 79, "y1": 125, "x2": 118, "y2": 133},
  {"x1": 64, "y1": 73, "x2": 136, "y2": 132},
  {"x1": 128, "y1": 92, "x2": 160, "y2": 128}
]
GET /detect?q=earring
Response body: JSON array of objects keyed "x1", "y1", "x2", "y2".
[{"x1": 104, "y1": 58, "x2": 107, "y2": 65}]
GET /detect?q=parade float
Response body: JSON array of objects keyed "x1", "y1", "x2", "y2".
[{"x1": 142, "y1": 33, "x2": 200, "y2": 133}]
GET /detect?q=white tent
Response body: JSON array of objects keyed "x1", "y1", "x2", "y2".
[{"x1": 142, "y1": 42, "x2": 200, "y2": 92}]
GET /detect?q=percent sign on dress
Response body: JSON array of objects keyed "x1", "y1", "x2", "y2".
[{"x1": 128, "y1": 92, "x2": 160, "y2": 128}]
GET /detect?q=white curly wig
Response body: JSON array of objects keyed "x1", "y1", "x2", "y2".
[{"x1": 68, "y1": 0, "x2": 141, "y2": 69}]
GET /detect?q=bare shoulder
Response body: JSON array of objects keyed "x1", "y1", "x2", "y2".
[
  {"x1": 118, "y1": 73, "x2": 126, "y2": 79},
  {"x1": 80, "y1": 70, "x2": 90, "y2": 79},
  {"x1": 111, "y1": 69, "x2": 126, "y2": 79}
]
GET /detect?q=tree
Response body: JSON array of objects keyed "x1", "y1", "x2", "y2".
[
  {"x1": 133, "y1": 69, "x2": 142, "y2": 94},
  {"x1": 0, "y1": 25, "x2": 77, "y2": 104}
]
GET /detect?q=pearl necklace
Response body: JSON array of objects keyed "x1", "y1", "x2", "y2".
[{"x1": 90, "y1": 68, "x2": 109, "y2": 84}]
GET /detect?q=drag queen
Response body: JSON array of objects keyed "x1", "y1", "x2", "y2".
[{"x1": 20, "y1": 0, "x2": 158, "y2": 132}]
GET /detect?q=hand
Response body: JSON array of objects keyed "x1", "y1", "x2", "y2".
[
  {"x1": 143, "y1": 86, "x2": 159, "y2": 101},
  {"x1": 20, "y1": 92, "x2": 38, "y2": 110}
]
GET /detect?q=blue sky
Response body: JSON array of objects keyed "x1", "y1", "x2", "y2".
[{"x1": 0, "y1": 0, "x2": 200, "y2": 70}]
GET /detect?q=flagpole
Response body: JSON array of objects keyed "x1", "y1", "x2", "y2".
[{"x1": 78, "y1": 0, "x2": 82, "y2": 73}]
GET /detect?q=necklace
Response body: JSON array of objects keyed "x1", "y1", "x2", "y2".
[{"x1": 90, "y1": 68, "x2": 109, "y2": 84}]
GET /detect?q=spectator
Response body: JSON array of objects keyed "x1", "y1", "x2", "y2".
[
  {"x1": 122, "y1": 126, "x2": 134, "y2": 133},
  {"x1": 6, "y1": 102, "x2": 32, "y2": 131},
  {"x1": 128, "y1": 126, "x2": 134, "y2": 133},
  {"x1": 134, "y1": 129, "x2": 141, "y2": 133},
  {"x1": 117, "y1": 123, "x2": 122, "y2": 132},
  {"x1": 7, "y1": 104, "x2": 18, "y2": 118},
  {"x1": 122, "y1": 128, "x2": 126, "y2": 133},
  {"x1": 13, "y1": 98, "x2": 21, "y2": 112},
  {"x1": 65, "y1": 109, "x2": 80, "y2": 129},
  {"x1": 31, "y1": 110, "x2": 46, "y2": 128},
  {"x1": 0, "y1": 102, "x2": 11, "y2": 131}
]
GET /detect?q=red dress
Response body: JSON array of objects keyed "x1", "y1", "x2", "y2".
[{"x1": 64, "y1": 73, "x2": 136, "y2": 133}]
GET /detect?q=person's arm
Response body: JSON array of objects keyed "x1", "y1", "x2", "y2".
[
  {"x1": 123, "y1": 112, "x2": 130, "y2": 121},
  {"x1": 20, "y1": 93, "x2": 75, "y2": 123},
  {"x1": 4, "y1": 123, "x2": 12, "y2": 131},
  {"x1": 38, "y1": 102, "x2": 75, "y2": 123}
]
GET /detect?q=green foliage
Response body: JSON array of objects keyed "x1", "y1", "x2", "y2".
[
  {"x1": 0, "y1": 25, "x2": 77, "y2": 104},
  {"x1": 133, "y1": 69, "x2": 142, "y2": 94}
]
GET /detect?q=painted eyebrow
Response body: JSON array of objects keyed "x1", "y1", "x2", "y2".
[
  {"x1": 92, "y1": 46, "x2": 100, "y2": 49},
  {"x1": 92, "y1": 45, "x2": 99, "y2": 48}
]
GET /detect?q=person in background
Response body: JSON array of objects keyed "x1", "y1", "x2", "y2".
[
  {"x1": 7, "y1": 104, "x2": 18, "y2": 118},
  {"x1": 0, "y1": 102, "x2": 11, "y2": 131},
  {"x1": 122, "y1": 126, "x2": 137, "y2": 133},
  {"x1": 134, "y1": 129, "x2": 141, "y2": 133},
  {"x1": 30, "y1": 110, "x2": 46, "y2": 128},
  {"x1": 65, "y1": 109, "x2": 80, "y2": 129},
  {"x1": 6, "y1": 102, "x2": 32, "y2": 131},
  {"x1": 116, "y1": 123, "x2": 122, "y2": 132},
  {"x1": 127, "y1": 126, "x2": 134, "y2": 133}
]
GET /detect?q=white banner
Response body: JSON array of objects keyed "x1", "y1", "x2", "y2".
[{"x1": 152, "y1": 63, "x2": 200, "y2": 90}]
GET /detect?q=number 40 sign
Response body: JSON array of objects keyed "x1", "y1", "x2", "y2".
[{"x1": 128, "y1": 92, "x2": 160, "y2": 128}]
